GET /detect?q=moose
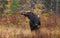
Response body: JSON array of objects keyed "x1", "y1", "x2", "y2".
[{"x1": 21, "y1": 11, "x2": 41, "y2": 31}]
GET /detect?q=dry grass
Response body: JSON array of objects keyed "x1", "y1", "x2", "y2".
[{"x1": 0, "y1": 13, "x2": 60, "y2": 38}]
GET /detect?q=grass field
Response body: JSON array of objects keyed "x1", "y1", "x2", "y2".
[{"x1": 0, "y1": 13, "x2": 60, "y2": 38}]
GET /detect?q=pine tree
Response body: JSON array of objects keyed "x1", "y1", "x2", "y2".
[{"x1": 10, "y1": 0, "x2": 20, "y2": 13}]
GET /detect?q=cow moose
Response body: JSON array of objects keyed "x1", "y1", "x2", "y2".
[{"x1": 21, "y1": 11, "x2": 41, "y2": 30}]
